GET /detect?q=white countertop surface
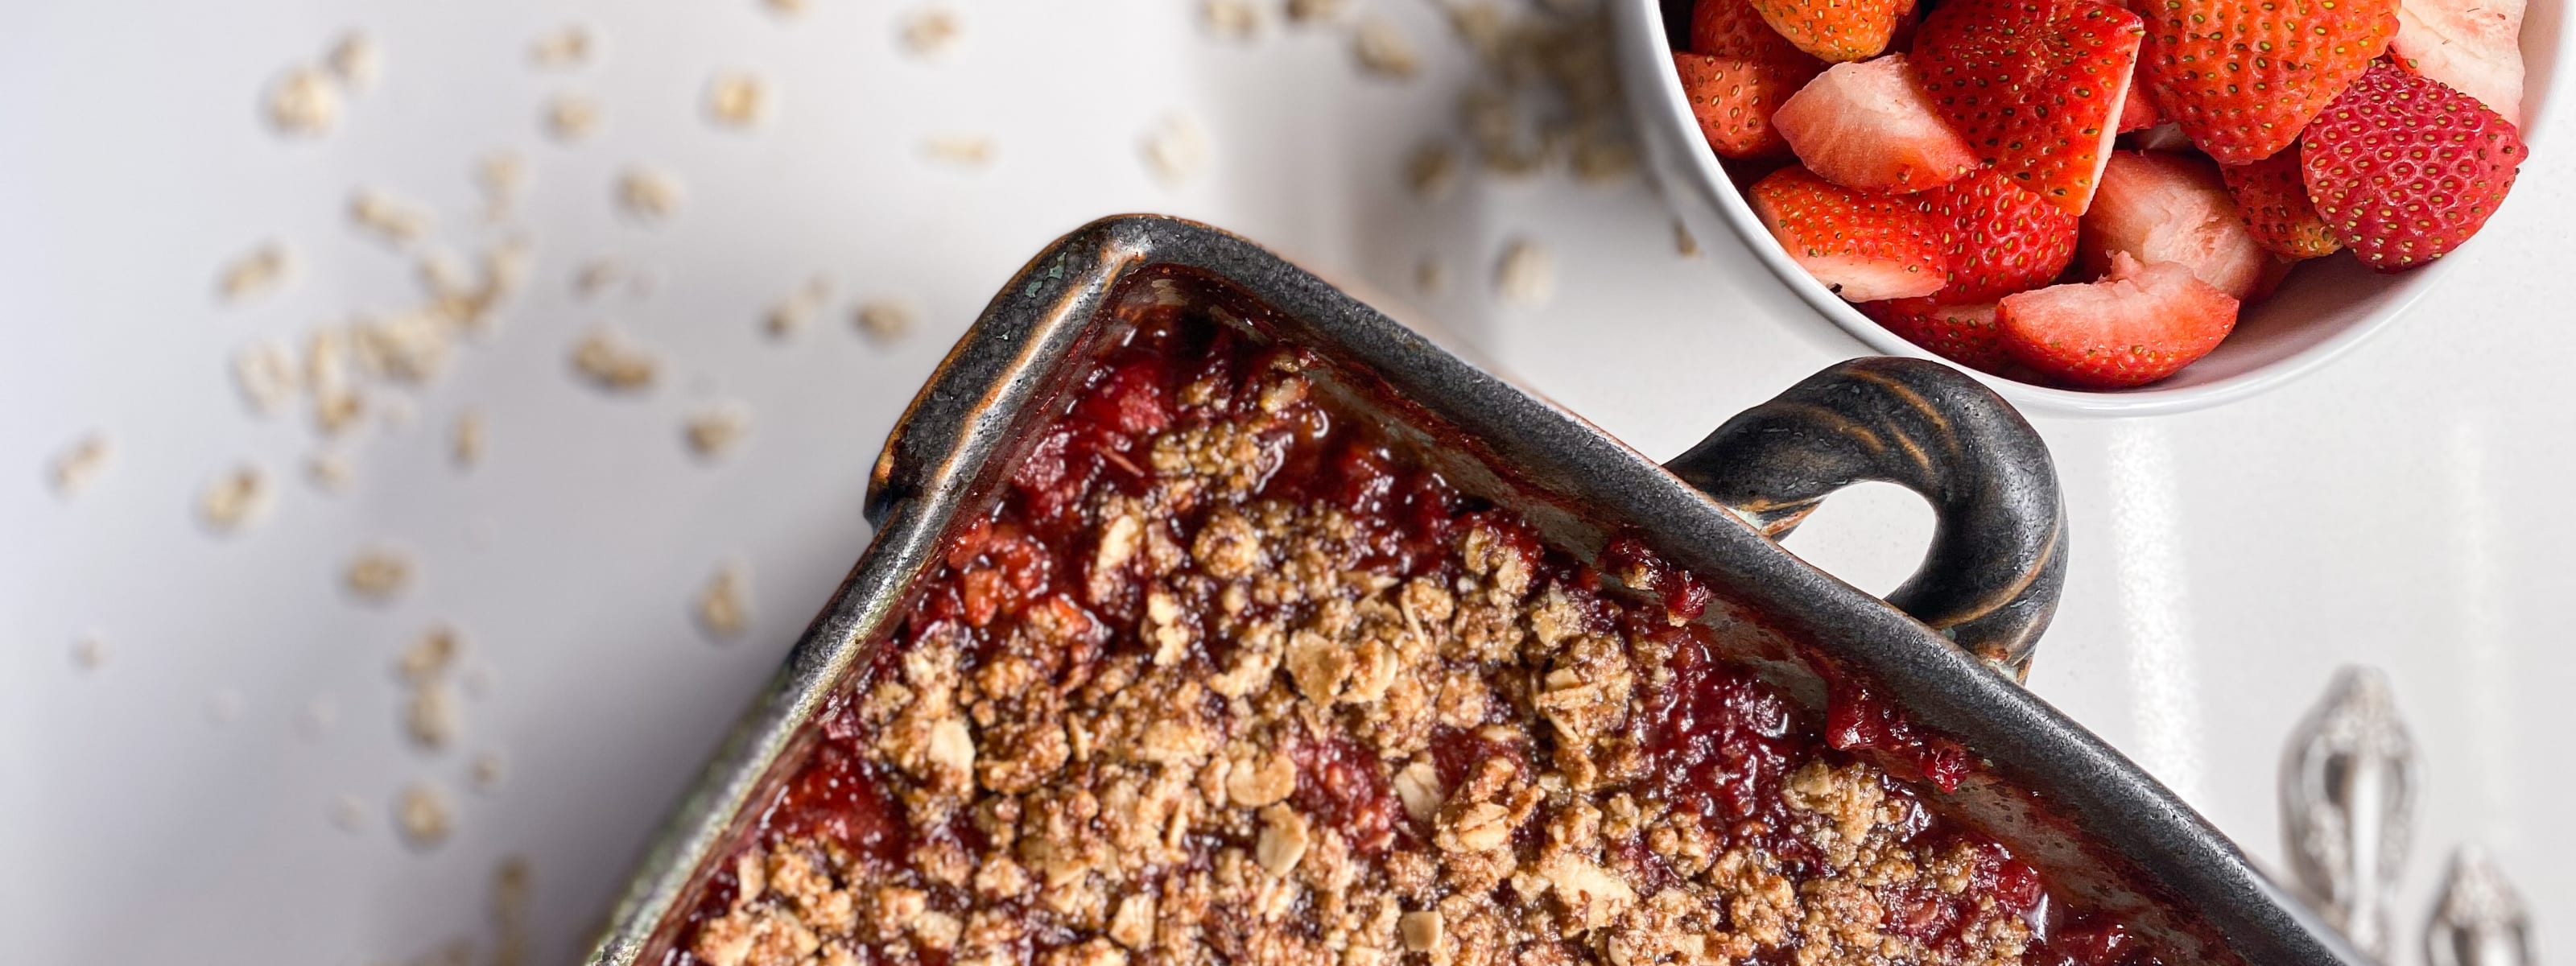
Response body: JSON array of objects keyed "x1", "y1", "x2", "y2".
[{"x1": 3, "y1": 1, "x2": 2566, "y2": 961}]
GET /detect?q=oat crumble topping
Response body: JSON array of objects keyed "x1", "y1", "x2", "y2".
[{"x1": 680, "y1": 300, "x2": 2201, "y2": 966}]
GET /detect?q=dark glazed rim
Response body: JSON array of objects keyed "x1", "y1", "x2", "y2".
[{"x1": 584, "y1": 214, "x2": 2363, "y2": 966}]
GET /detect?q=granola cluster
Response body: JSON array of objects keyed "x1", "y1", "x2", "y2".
[{"x1": 686, "y1": 318, "x2": 2072, "y2": 966}]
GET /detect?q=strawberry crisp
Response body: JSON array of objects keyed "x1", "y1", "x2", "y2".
[{"x1": 679, "y1": 297, "x2": 2195, "y2": 966}]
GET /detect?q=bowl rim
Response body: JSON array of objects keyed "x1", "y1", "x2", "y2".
[{"x1": 1609, "y1": 0, "x2": 2473, "y2": 418}]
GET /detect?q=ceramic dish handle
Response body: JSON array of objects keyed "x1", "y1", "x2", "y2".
[{"x1": 1664, "y1": 357, "x2": 2066, "y2": 679}]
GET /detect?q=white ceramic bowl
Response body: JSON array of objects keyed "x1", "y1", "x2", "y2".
[{"x1": 1612, "y1": 0, "x2": 2561, "y2": 416}]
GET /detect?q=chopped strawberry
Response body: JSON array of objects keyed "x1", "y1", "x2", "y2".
[
  {"x1": 2124, "y1": 121, "x2": 2194, "y2": 152},
  {"x1": 2219, "y1": 147, "x2": 2342, "y2": 258},
  {"x1": 2115, "y1": 59, "x2": 2158, "y2": 132},
  {"x1": 2301, "y1": 61, "x2": 2526, "y2": 270},
  {"x1": 1675, "y1": 52, "x2": 1823, "y2": 158},
  {"x1": 1751, "y1": 0, "x2": 1909, "y2": 61},
  {"x1": 1773, "y1": 55, "x2": 1978, "y2": 192},
  {"x1": 1692, "y1": 0, "x2": 1814, "y2": 62},
  {"x1": 1999, "y1": 253, "x2": 2240, "y2": 388},
  {"x1": 2079, "y1": 151, "x2": 2270, "y2": 298},
  {"x1": 2390, "y1": 0, "x2": 2526, "y2": 124},
  {"x1": 1913, "y1": 0, "x2": 2144, "y2": 215},
  {"x1": 1749, "y1": 166, "x2": 1953, "y2": 301},
  {"x1": 1922, "y1": 168, "x2": 2081, "y2": 301},
  {"x1": 2132, "y1": 0, "x2": 2399, "y2": 164},
  {"x1": 1865, "y1": 299, "x2": 2008, "y2": 371}
]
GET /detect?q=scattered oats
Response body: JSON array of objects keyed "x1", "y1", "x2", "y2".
[
  {"x1": 1354, "y1": 18, "x2": 1422, "y2": 79},
  {"x1": 307, "y1": 452, "x2": 353, "y2": 493},
  {"x1": 394, "y1": 782, "x2": 454, "y2": 849},
  {"x1": 684, "y1": 402, "x2": 752, "y2": 460},
  {"x1": 1416, "y1": 257, "x2": 1447, "y2": 294},
  {"x1": 266, "y1": 66, "x2": 341, "y2": 136},
  {"x1": 569, "y1": 327, "x2": 659, "y2": 392},
  {"x1": 1445, "y1": 0, "x2": 1510, "y2": 60},
  {"x1": 300, "y1": 695, "x2": 340, "y2": 737},
  {"x1": 326, "y1": 31, "x2": 381, "y2": 92},
  {"x1": 476, "y1": 151, "x2": 526, "y2": 222},
  {"x1": 332, "y1": 794, "x2": 369, "y2": 832},
  {"x1": 353, "y1": 310, "x2": 452, "y2": 384},
  {"x1": 529, "y1": 24, "x2": 593, "y2": 68},
  {"x1": 451, "y1": 411, "x2": 484, "y2": 469},
  {"x1": 764, "y1": 275, "x2": 832, "y2": 336},
  {"x1": 696, "y1": 561, "x2": 752, "y2": 642},
  {"x1": 407, "y1": 681, "x2": 460, "y2": 751},
  {"x1": 704, "y1": 72, "x2": 770, "y2": 130},
  {"x1": 471, "y1": 750, "x2": 509, "y2": 793},
  {"x1": 765, "y1": 0, "x2": 813, "y2": 16},
  {"x1": 616, "y1": 167, "x2": 683, "y2": 224},
  {"x1": 899, "y1": 6, "x2": 962, "y2": 57},
  {"x1": 1287, "y1": 0, "x2": 1352, "y2": 23},
  {"x1": 305, "y1": 328, "x2": 366, "y2": 436},
  {"x1": 199, "y1": 464, "x2": 273, "y2": 534},
  {"x1": 349, "y1": 188, "x2": 432, "y2": 246},
  {"x1": 70, "y1": 634, "x2": 105, "y2": 671},
  {"x1": 230, "y1": 339, "x2": 299, "y2": 415},
  {"x1": 1673, "y1": 218, "x2": 1701, "y2": 258},
  {"x1": 544, "y1": 93, "x2": 601, "y2": 142},
  {"x1": 205, "y1": 688, "x2": 244, "y2": 725},
  {"x1": 419, "y1": 237, "x2": 532, "y2": 334},
  {"x1": 398, "y1": 624, "x2": 463, "y2": 684},
  {"x1": 48, "y1": 433, "x2": 110, "y2": 499},
  {"x1": 345, "y1": 545, "x2": 416, "y2": 603},
  {"x1": 1496, "y1": 237, "x2": 1555, "y2": 308},
  {"x1": 1571, "y1": 129, "x2": 1637, "y2": 184},
  {"x1": 920, "y1": 134, "x2": 995, "y2": 168},
  {"x1": 1406, "y1": 142, "x2": 1459, "y2": 201},
  {"x1": 855, "y1": 299, "x2": 919, "y2": 345},
  {"x1": 217, "y1": 242, "x2": 293, "y2": 304},
  {"x1": 1139, "y1": 113, "x2": 1210, "y2": 188},
  {"x1": 493, "y1": 855, "x2": 535, "y2": 966},
  {"x1": 1462, "y1": 85, "x2": 1542, "y2": 177},
  {"x1": 1202, "y1": 0, "x2": 1265, "y2": 39}
]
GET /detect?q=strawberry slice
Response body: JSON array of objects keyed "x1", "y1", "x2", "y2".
[
  {"x1": 2219, "y1": 147, "x2": 2342, "y2": 258},
  {"x1": 1773, "y1": 55, "x2": 1978, "y2": 192},
  {"x1": 1866, "y1": 299, "x2": 2008, "y2": 372},
  {"x1": 2301, "y1": 61, "x2": 2526, "y2": 270},
  {"x1": 2079, "y1": 151, "x2": 2270, "y2": 298},
  {"x1": 1913, "y1": 0, "x2": 2145, "y2": 215},
  {"x1": 2132, "y1": 0, "x2": 2399, "y2": 163},
  {"x1": 1924, "y1": 168, "x2": 2081, "y2": 301},
  {"x1": 2390, "y1": 0, "x2": 2526, "y2": 124},
  {"x1": 1749, "y1": 165, "x2": 1952, "y2": 301},
  {"x1": 1692, "y1": 0, "x2": 1814, "y2": 62},
  {"x1": 1750, "y1": 0, "x2": 1908, "y2": 61},
  {"x1": 1999, "y1": 253, "x2": 2240, "y2": 388},
  {"x1": 1675, "y1": 52, "x2": 1823, "y2": 158}
]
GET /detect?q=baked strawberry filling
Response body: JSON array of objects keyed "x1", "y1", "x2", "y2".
[{"x1": 675, "y1": 291, "x2": 2204, "y2": 966}]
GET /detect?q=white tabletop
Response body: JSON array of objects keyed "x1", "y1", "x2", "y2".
[{"x1": 2, "y1": 1, "x2": 2565, "y2": 962}]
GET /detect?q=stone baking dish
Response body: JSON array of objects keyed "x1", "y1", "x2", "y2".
[{"x1": 584, "y1": 214, "x2": 2364, "y2": 965}]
